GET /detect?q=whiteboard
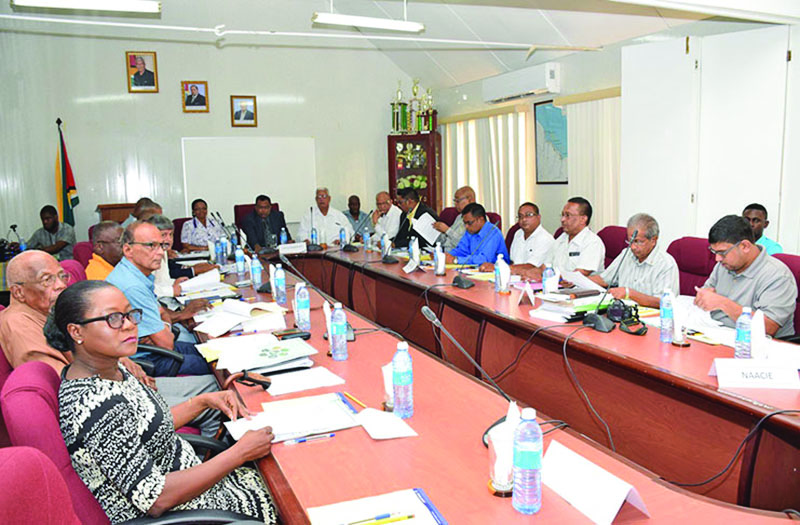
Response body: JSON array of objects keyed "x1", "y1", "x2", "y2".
[{"x1": 181, "y1": 137, "x2": 316, "y2": 224}]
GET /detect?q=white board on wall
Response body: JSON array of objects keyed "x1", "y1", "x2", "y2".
[{"x1": 181, "y1": 137, "x2": 316, "y2": 224}]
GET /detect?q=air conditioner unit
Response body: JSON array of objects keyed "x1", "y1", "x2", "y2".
[{"x1": 482, "y1": 62, "x2": 560, "y2": 103}]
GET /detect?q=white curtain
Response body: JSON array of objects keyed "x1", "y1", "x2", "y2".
[{"x1": 565, "y1": 97, "x2": 621, "y2": 230}]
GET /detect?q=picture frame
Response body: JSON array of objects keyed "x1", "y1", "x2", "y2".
[
  {"x1": 182, "y1": 81, "x2": 209, "y2": 113},
  {"x1": 534, "y1": 100, "x2": 568, "y2": 184},
  {"x1": 125, "y1": 51, "x2": 159, "y2": 93},
  {"x1": 230, "y1": 95, "x2": 258, "y2": 127}
]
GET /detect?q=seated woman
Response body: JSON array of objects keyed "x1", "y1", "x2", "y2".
[
  {"x1": 45, "y1": 280, "x2": 277, "y2": 524},
  {"x1": 181, "y1": 198, "x2": 226, "y2": 252}
]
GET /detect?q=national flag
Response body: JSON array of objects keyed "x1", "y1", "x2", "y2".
[{"x1": 55, "y1": 122, "x2": 79, "y2": 226}]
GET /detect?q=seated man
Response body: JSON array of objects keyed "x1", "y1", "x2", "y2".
[
  {"x1": 393, "y1": 187, "x2": 439, "y2": 250},
  {"x1": 433, "y1": 186, "x2": 475, "y2": 251},
  {"x1": 552, "y1": 197, "x2": 605, "y2": 277},
  {"x1": 505, "y1": 202, "x2": 554, "y2": 274},
  {"x1": 242, "y1": 194, "x2": 290, "y2": 252},
  {"x1": 27, "y1": 205, "x2": 76, "y2": 261},
  {"x1": 107, "y1": 221, "x2": 210, "y2": 376},
  {"x1": 345, "y1": 195, "x2": 374, "y2": 240},
  {"x1": 181, "y1": 198, "x2": 226, "y2": 251},
  {"x1": 85, "y1": 221, "x2": 124, "y2": 280},
  {"x1": 446, "y1": 203, "x2": 509, "y2": 266},
  {"x1": 743, "y1": 203, "x2": 782, "y2": 255},
  {"x1": 371, "y1": 191, "x2": 402, "y2": 242},
  {"x1": 695, "y1": 215, "x2": 797, "y2": 338},
  {"x1": 588, "y1": 213, "x2": 679, "y2": 308},
  {"x1": 0, "y1": 250, "x2": 221, "y2": 437},
  {"x1": 297, "y1": 188, "x2": 353, "y2": 245},
  {"x1": 121, "y1": 197, "x2": 161, "y2": 227}
]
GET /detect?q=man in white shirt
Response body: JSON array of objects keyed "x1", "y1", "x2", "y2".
[
  {"x1": 371, "y1": 191, "x2": 402, "y2": 242},
  {"x1": 478, "y1": 202, "x2": 553, "y2": 273},
  {"x1": 297, "y1": 187, "x2": 354, "y2": 245},
  {"x1": 547, "y1": 197, "x2": 605, "y2": 278},
  {"x1": 433, "y1": 186, "x2": 475, "y2": 251}
]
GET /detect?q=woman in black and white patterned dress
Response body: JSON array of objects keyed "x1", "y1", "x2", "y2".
[{"x1": 46, "y1": 280, "x2": 277, "y2": 524}]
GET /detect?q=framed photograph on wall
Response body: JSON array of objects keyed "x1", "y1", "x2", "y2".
[
  {"x1": 125, "y1": 51, "x2": 158, "y2": 93},
  {"x1": 182, "y1": 81, "x2": 209, "y2": 113},
  {"x1": 534, "y1": 100, "x2": 568, "y2": 184},
  {"x1": 230, "y1": 95, "x2": 257, "y2": 127}
]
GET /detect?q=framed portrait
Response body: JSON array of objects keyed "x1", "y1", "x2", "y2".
[
  {"x1": 182, "y1": 81, "x2": 209, "y2": 113},
  {"x1": 534, "y1": 100, "x2": 568, "y2": 184},
  {"x1": 230, "y1": 95, "x2": 257, "y2": 127},
  {"x1": 125, "y1": 51, "x2": 159, "y2": 93}
]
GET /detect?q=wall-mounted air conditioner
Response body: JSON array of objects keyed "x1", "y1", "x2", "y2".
[{"x1": 482, "y1": 62, "x2": 560, "y2": 103}]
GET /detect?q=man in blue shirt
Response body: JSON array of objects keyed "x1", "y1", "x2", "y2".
[
  {"x1": 445, "y1": 203, "x2": 509, "y2": 266},
  {"x1": 107, "y1": 221, "x2": 210, "y2": 376},
  {"x1": 742, "y1": 203, "x2": 782, "y2": 255}
]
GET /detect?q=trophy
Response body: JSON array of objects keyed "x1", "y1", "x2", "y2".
[{"x1": 390, "y1": 81, "x2": 408, "y2": 134}]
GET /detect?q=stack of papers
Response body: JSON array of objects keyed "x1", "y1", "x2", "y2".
[
  {"x1": 267, "y1": 367, "x2": 345, "y2": 396},
  {"x1": 307, "y1": 488, "x2": 446, "y2": 525},
  {"x1": 411, "y1": 212, "x2": 442, "y2": 246},
  {"x1": 213, "y1": 336, "x2": 318, "y2": 372},
  {"x1": 355, "y1": 408, "x2": 418, "y2": 440},
  {"x1": 174, "y1": 251, "x2": 210, "y2": 261},
  {"x1": 194, "y1": 299, "x2": 286, "y2": 337},
  {"x1": 179, "y1": 268, "x2": 221, "y2": 293}
]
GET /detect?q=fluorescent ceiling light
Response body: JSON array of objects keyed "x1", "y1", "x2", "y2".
[
  {"x1": 311, "y1": 12, "x2": 424, "y2": 33},
  {"x1": 11, "y1": 0, "x2": 161, "y2": 14}
]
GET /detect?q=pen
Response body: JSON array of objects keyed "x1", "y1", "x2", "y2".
[
  {"x1": 346, "y1": 513, "x2": 415, "y2": 525},
  {"x1": 283, "y1": 433, "x2": 335, "y2": 445},
  {"x1": 343, "y1": 391, "x2": 368, "y2": 409}
]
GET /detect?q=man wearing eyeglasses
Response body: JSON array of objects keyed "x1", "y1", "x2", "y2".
[
  {"x1": 297, "y1": 187, "x2": 353, "y2": 246},
  {"x1": 433, "y1": 186, "x2": 475, "y2": 251},
  {"x1": 695, "y1": 215, "x2": 797, "y2": 337},
  {"x1": 371, "y1": 191, "x2": 402, "y2": 242},
  {"x1": 107, "y1": 222, "x2": 210, "y2": 376},
  {"x1": 445, "y1": 203, "x2": 508, "y2": 266},
  {"x1": 504, "y1": 202, "x2": 555, "y2": 272},
  {"x1": 393, "y1": 187, "x2": 439, "y2": 249},
  {"x1": 551, "y1": 197, "x2": 605, "y2": 277},
  {"x1": 588, "y1": 213, "x2": 678, "y2": 308},
  {"x1": 85, "y1": 221, "x2": 124, "y2": 280}
]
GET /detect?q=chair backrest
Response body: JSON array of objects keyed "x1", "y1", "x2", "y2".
[
  {"x1": 88, "y1": 224, "x2": 96, "y2": 243},
  {"x1": 553, "y1": 227, "x2": 564, "y2": 239},
  {"x1": 597, "y1": 226, "x2": 627, "y2": 268},
  {"x1": 233, "y1": 202, "x2": 280, "y2": 233},
  {"x1": 72, "y1": 241, "x2": 93, "y2": 268},
  {"x1": 666, "y1": 236, "x2": 716, "y2": 296},
  {"x1": 172, "y1": 217, "x2": 191, "y2": 252},
  {"x1": 505, "y1": 223, "x2": 520, "y2": 252},
  {"x1": 486, "y1": 212, "x2": 502, "y2": 232},
  {"x1": 60, "y1": 259, "x2": 87, "y2": 286},
  {"x1": 438, "y1": 207, "x2": 459, "y2": 227},
  {"x1": 0, "y1": 344, "x2": 11, "y2": 448},
  {"x1": 773, "y1": 253, "x2": 800, "y2": 336},
  {"x1": 0, "y1": 446, "x2": 81, "y2": 524},
  {"x1": 1, "y1": 361, "x2": 110, "y2": 524}
]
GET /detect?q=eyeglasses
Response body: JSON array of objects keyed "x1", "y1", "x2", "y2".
[
  {"x1": 561, "y1": 212, "x2": 583, "y2": 219},
  {"x1": 462, "y1": 217, "x2": 478, "y2": 227},
  {"x1": 128, "y1": 241, "x2": 171, "y2": 251},
  {"x1": 708, "y1": 241, "x2": 741, "y2": 258},
  {"x1": 517, "y1": 212, "x2": 538, "y2": 220},
  {"x1": 75, "y1": 309, "x2": 143, "y2": 329},
  {"x1": 453, "y1": 196, "x2": 468, "y2": 204},
  {"x1": 95, "y1": 240, "x2": 121, "y2": 245},
  {"x1": 625, "y1": 237, "x2": 649, "y2": 247},
  {"x1": 13, "y1": 272, "x2": 71, "y2": 288}
]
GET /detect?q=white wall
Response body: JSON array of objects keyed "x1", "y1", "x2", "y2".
[
  {"x1": 0, "y1": 26, "x2": 411, "y2": 241},
  {"x1": 780, "y1": 26, "x2": 800, "y2": 253}
]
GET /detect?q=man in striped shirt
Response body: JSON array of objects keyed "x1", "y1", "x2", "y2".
[{"x1": 589, "y1": 213, "x2": 679, "y2": 308}]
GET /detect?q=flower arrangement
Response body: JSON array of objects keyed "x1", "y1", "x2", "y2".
[{"x1": 396, "y1": 174, "x2": 428, "y2": 190}]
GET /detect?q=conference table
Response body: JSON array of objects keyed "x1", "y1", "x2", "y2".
[{"x1": 209, "y1": 259, "x2": 794, "y2": 523}]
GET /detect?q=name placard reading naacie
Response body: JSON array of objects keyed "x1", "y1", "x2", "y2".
[{"x1": 709, "y1": 358, "x2": 800, "y2": 390}]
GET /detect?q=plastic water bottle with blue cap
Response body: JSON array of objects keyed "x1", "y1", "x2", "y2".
[
  {"x1": 234, "y1": 246, "x2": 245, "y2": 275},
  {"x1": 280, "y1": 227, "x2": 288, "y2": 245},
  {"x1": 274, "y1": 264, "x2": 287, "y2": 306},
  {"x1": 363, "y1": 228, "x2": 371, "y2": 253},
  {"x1": 392, "y1": 341, "x2": 413, "y2": 419},
  {"x1": 512, "y1": 407, "x2": 542, "y2": 514},
  {"x1": 659, "y1": 288, "x2": 673, "y2": 343},
  {"x1": 339, "y1": 227, "x2": 347, "y2": 248},
  {"x1": 250, "y1": 257, "x2": 263, "y2": 291},
  {"x1": 294, "y1": 282, "x2": 311, "y2": 331},
  {"x1": 331, "y1": 302, "x2": 348, "y2": 361},
  {"x1": 311, "y1": 228, "x2": 319, "y2": 246},
  {"x1": 735, "y1": 307, "x2": 752, "y2": 359}
]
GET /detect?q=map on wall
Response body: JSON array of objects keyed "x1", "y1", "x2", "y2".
[{"x1": 535, "y1": 101, "x2": 568, "y2": 184}]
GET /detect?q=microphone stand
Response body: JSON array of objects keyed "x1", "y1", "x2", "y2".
[
  {"x1": 343, "y1": 209, "x2": 373, "y2": 253},
  {"x1": 582, "y1": 229, "x2": 637, "y2": 333},
  {"x1": 307, "y1": 206, "x2": 323, "y2": 252}
]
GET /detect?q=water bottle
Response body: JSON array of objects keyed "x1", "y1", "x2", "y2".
[
  {"x1": 234, "y1": 246, "x2": 246, "y2": 275},
  {"x1": 381, "y1": 233, "x2": 388, "y2": 255},
  {"x1": 409, "y1": 236, "x2": 417, "y2": 261},
  {"x1": 512, "y1": 407, "x2": 543, "y2": 515},
  {"x1": 735, "y1": 307, "x2": 753, "y2": 359},
  {"x1": 660, "y1": 288, "x2": 674, "y2": 343},
  {"x1": 339, "y1": 227, "x2": 347, "y2": 247},
  {"x1": 433, "y1": 242, "x2": 445, "y2": 276},
  {"x1": 220, "y1": 236, "x2": 229, "y2": 259},
  {"x1": 542, "y1": 265, "x2": 557, "y2": 293},
  {"x1": 215, "y1": 239, "x2": 223, "y2": 265},
  {"x1": 494, "y1": 254, "x2": 504, "y2": 292},
  {"x1": 363, "y1": 228, "x2": 371, "y2": 253},
  {"x1": 294, "y1": 282, "x2": 311, "y2": 331},
  {"x1": 331, "y1": 302, "x2": 348, "y2": 361},
  {"x1": 392, "y1": 341, "x2": 413, "y2": 419},
  {"x1": 311, "y1": 228, "x2": 319, "y2": 245},
  {"x1": 280, "y1": 227, "x2": 288, "y2": 245},
  {"x1": 19, "y1": 238, "x2": 27, "y2": 251},
  {"x1": 250, "y1": 257, "x2": 263, "y2": 291},
  {"x1": 274, "y1": 264, "x2": 287, "y2": 306},
  {"x1": 231, "y1": 232, "x2": 238, "y2": 247}
]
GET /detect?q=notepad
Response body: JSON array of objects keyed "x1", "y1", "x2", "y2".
[
  {"x1": 267, "y1": 367, "x2": 345, "y2": 396},
  {"x1": 355, "y1": 408, "x2": 418, "y2": 440},
  {"x1": 179, "y1": 268, "x2": 221, "y2": 293},
  {"x1": 196, "y1": 332, "x2": 279, "y2": 363},
  {"x1": 215, "y1": 336, "x2": 317, "y2": 372},
  {"x1": 307, "y1": 488, "x2": 447, "y2": 525},
  {"x1": 194, "y1": 299, "x2": 287, "y2": 337}
]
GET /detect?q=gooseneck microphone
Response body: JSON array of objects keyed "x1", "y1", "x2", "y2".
[
  {"x1": 343, "y1": 209, "x2": 374, "y2": 253},
  {"x1": 307, "y1": 206, "x2": 323, "y2": 252},
  {"x1": 582, "y1": 229, "x2": 637, "y2": 333}
]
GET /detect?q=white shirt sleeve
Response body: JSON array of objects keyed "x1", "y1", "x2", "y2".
[
  {"x1": 576, "y1": 234, "x2": 606, "y2": 273},
  {"x1": 180, "y1": 220, "x2": 195, "y2": 244}
]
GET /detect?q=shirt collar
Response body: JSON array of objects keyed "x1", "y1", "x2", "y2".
[
  {"x1": 7, "y1": 297, "x2": 48, "y2": 325},
  {"x1": 737, "y1": 245, "x2": 766, "y2": 279},
  {"x1": 91, "y1": 253, "x2": 115, "y2": 271},
  {"x1": 120, "y1": 256, "x2": 155, "y2": 288},
  {"x1": 569, "y1": 226, "x2": 591, "y2": 244}
]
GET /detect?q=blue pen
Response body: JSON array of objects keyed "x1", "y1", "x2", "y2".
[{"x1": 284, "y1": 432, "x2": 335, "y2": 445}]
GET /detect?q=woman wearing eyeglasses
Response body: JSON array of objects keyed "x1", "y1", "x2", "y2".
[{"x1": 45, "y1": 280, "x2": 277, "y2": 524}]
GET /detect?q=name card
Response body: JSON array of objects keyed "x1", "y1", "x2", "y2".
[
  {"x1": 709, "y1": 358, "x2": 800, "y2": 389},
  {"x1": 542, "y1": 440, "x2": 649, "y2": 525},
  {"x1": 517, "y1": 281, "x2": 537, "y2": 306}
]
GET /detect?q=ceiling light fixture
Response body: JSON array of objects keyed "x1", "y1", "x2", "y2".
[
  {"x1": 11, "y1": 0, "x2": 161, "y2": 14},
  {"x1": 312, "y1": 0, "x2": 424, "y2": 33}
]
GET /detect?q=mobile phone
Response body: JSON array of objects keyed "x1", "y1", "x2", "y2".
[
  {"x1": 234, "y1": 280, "x2": 252, "y2": 288},
  {"x1": 274, "y1": 328, "x2": 311, "y2": 340}
]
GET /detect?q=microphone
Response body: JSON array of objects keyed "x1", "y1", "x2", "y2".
[
  {"x1": 582, "y1": 229, "x2": 637, "y2": 333},
  {"x1": 307, "y1": 206, "x2": 323, "y2": 252},
  {"x1": 343, "y1": 209, "x2": 374, "y2": 253},
  {"x1": 8, "y1": 225, "x2": 22, "y2": 244}
]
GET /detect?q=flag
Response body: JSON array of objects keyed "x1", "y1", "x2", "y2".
[{"x1": 55, "y1": 121, "x2": 79, "y2": 226}]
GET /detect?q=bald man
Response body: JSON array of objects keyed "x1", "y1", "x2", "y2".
[
  {"x1": 371, "y1": 191, "x2": 402, "y2": 242},
  {"x1": 434, "y1": 186, "x2": 475, "y2": 251}
]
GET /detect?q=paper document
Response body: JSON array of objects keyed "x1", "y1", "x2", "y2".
[
  {"x1": 196, "y1": 332, "x2": 279, "y2": 363},
  {"x1": 216, "y1": 336, "x2": 318, "y2": 372},
  {"x1": 267, "y1": 367, "x2": 345, "y2": 396},
  {"x1": 194, "y1": 299, "x2": 287, "y2": 337},
  {"x1": 355, "y1": 408, "x2": 418, "y2": 440},
  {"x1": 307, "y1": 488, "x2": 447, "y2": 525},
  {"x1": 174, "y1": 251, "x2": 210, "y2": 261},
  {"x1": 179, "y1": 268, "x2": 221, "y2": 293},
  {"x1": 177, "y1": 284, "x2": 237, "y2": 304},
  {"x1": 411, "y1": 212, "x2": 441, "y2": 245},
  {"x1": 251, "y1": 357, "x2": 315, "y2": 375},
  {"x1": 560, "y1": 270, "x2": 605, "y2": 292},
  {"x1": 263, "y1": 392, "x2": 359, "y2": 442}
]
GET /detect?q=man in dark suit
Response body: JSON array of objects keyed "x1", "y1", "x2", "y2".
[
  {"x1": 185, "y1": 84, "x2": 206, "y2": 106},
  {"x1": 131, "y1": 56, "x2": 155, "y2": 87},
  {"x1": 393, "y1": 187, "x2": 439, "y2": 249},
  {"x1": 241, "y1": 194, "x2": 290, "y2": 252},
  {"x1": 234, "y1": 102, "x2": 254, "y2": 121}
]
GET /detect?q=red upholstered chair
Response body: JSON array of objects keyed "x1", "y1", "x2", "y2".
[
  {"x1": 505, "y1": 223, "x2": 521, "y2": 252},
  {"x1": 0, "y1": 446, "x2": 80, "y2": 524},
  {"x1": 486, "y1": 212, "x2": 502, "y2": 232},
  {"x1": 172, "y1": 217, "x2": 191, "y2": 252},
  {"x1": 60, "y1": 259, "x2": 86, "y2": 286},
  {"x1": 667, "y1": 236, "x2": 716, "y2": 296},
  {"x1": 233, "y1": 202, "x2": 280, "y2": 232},
  {"x1": 553, "y1": 227, "x2": 564, "y2": 239},
  {"x1": 88, "y1": 224, "x2": 95, "y2": 243},
  {"x1": 773, "y1": 253, "x2": 800, "y2": 338},
  {"x1": 72, "y1": 241, "x2": 93, "y2": 268},
  {"x1": 597, "y1": 226, "x2": 627, "y2": 268},
  {"x1": 0, "y1": 346, "x2": 11, "y2": 448},
  {"x1": 438, "y1": 207, "x2": 459, "y2": 227}
]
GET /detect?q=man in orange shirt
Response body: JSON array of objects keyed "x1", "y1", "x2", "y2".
[{"x1": 85, "y1": 221, "x2": 123, "y2": 281}]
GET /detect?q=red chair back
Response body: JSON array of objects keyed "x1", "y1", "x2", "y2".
[
  {"x1": 554, "y1": 227, "x2": 564, "y2": 239},
  {"x1": 0, "y1": 344, "x2": 11, "y2": 448},
  {"x1": 667, "y1": 236, "x2": 716, "y2": 296},
  {"x1": 72, "y1": 242, "x2": 93, "y2": 268},
  {"x1": 597, "y1": 226, "x2": 627, "y2": 268},
  {"x1": 172, "y1": 217, "x2": 191, "y2": 251},
  {"x1": 88, "y1": 225, "x2": 95, "y2": 243},
  {"x1": 60, "y1": 260, "x2": 86, "y2": 286},
  {"x1": 1, "y1": 361, "x2": 110, "y2": 524},
  {"x1": 438, "y1": 207, "x2": 459, "y2": 227},
  {"x1": 234, "y1": 202, "x2": 280, "y2": 233},
  {"x1": 505, "y1": 223, "x2": 520, "y2": 252},
  {"x1": 773, "y1": 253, "x2": 800, "y2": 336},
  {"x1": 486, "y1": 212, "x2": 502, "y2": 232}
]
